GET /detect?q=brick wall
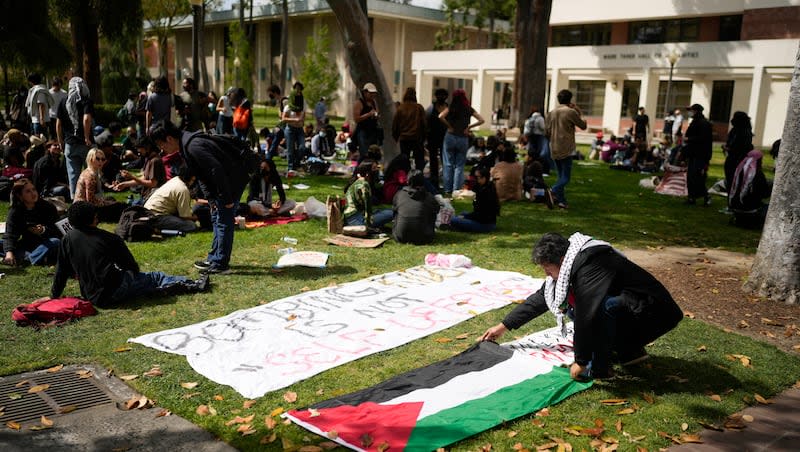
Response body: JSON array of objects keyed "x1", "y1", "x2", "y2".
[{"x1": 742, "y1": 6, "x2": 800, "y2": 40}]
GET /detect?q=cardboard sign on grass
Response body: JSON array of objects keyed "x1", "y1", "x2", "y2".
[{"x1": 131, "y1": 263, "x2": 542, "y2": 398}]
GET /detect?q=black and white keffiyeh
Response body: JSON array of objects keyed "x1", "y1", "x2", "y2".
[{"x1": 543, "y1": 232, "x2": 609, "y2": 336}]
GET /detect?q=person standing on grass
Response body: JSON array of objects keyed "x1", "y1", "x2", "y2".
[
  {"x1": 480, "y1": 232, "x2": 683, "y2": 381},
  {"x1": 676, "y1": 104, "x2": 713, "y2": 206},
  {"x1": 51, "y1": 202, "x2": 209, "y2": 307},
  {"x1": 426, "y1": 88, "x2": 449, "y2": 192},
  {"x1": 545, "y1": 89, "x2": 586, "y2": 209},
  {"x1": 392, "y1": 87, "x2": 427, "y2": 172},
  {"x1": 150, "y1": 119, "x2": 248, "y2": 275},
  {"x1": 438, "y1": 89, "x2": 485, "y2": 196}
]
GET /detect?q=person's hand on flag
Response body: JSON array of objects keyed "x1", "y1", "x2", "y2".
[{"x1": 480, "y1": 323, "x2": 508, "y2": 342}]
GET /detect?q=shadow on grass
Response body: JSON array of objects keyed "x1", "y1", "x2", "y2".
[{"x1": 270, "y1": 265, "x2": 359, "y2": 279}]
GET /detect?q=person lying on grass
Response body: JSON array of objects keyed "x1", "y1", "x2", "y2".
[
  {"x1": 480, "y1": 232, "x2": 683, "y2": 380},
  {"x1": 50, "y1": 202, "x2": 209, "y2": 307}
]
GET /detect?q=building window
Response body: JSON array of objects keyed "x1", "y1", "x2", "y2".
[
  {"x1": 656, "y1": 81, "x2": 693, "y2": 116},
  {"x1": 621, "y1": 81, "x2": 641, "y2": 118},
  {"x1": 629, "y1": 18, "x2": 699, "y2": 44},
  {"x1": 719, "y1": 15, "x2": 742, "y2": 41},
  {"x1": 568, "y1": 80, "x2": 606, "y2": 116},
  {"x1": 552, "y1": 24, "x2": 611, "y2": 47},
  {"x1": 710, "y1": 81, "x2": 735, "y2": 123}
]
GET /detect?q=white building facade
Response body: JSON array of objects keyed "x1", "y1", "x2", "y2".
[{"x1": 412, "y1": 0, "x2": 800, "y2": 146}]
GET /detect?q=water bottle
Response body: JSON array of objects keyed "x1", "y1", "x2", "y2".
[
  {"x1": 277, "y1": 247, "x2": 295, "y2": 255},
  {"x1": 282, "y1": 236, "x2": 298, "y2": 245},
  {"x1": 160, "y1": 229, "x2": 185, "y2": 237}
]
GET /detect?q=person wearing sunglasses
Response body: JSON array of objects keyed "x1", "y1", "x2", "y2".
[{"x1": 73, "y1": 148, "x2": 125, "y2": 222}]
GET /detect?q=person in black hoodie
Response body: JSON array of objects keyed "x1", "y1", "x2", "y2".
[
  {"x1": 150, "y1": 120, "x2": 249, "y2": 274},
  {"x1": 3, "y1": 179, "x2": 60, "y2": 266},
  {"x1": 50, "y1": 202, "x2": 208, "y2": 307},
  {"x1": 392, "y1": 170, "x2": 440, "y2": 244},
  {"x1": 480, "y1": 232, "x2": 682, "y2": 380},
  {"x1": 448, "y1": 166, "x2": 499, "y2": 233},
  {"x1": 677, "y1": 104, "x2": 713, "y2": 206}
]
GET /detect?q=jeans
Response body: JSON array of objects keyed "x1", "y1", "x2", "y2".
[
  {"x1": 43, "y1": 185, "x2": 71, "y2": 202},
  {"x1": 442, "y1": 132, "x2": 468, "y2": 194},
  {"x1": 32, "y1": 122, "x2": 48, "y2": 138},
  {"x1": 539, "y1": 138, "x2": 554, "y2": 173},
  {"x1": 208, "y1": 199, "x2": 237, "y2": 268},
  {"x1": 284, "y1": 126, "x2": 305, "y2": 171},
  {"x1": 151, "y1": 215, "x2": 198, "y2": 233},
  {"x1": 565, "y1": 294, "x2": 623, "y2": 374},
  {"x1": 65, "y1": 141, "x2": 89, "y2": 198},
  {"x1": 110, "y1": 270, "x2": 188, "y2": 304},
  {"x1": 217, "y1": 116, "x2": 233, "y2": 135},
  {"x1": 21, "y1": 238, "x2": 60, "y2": 265},
  {"x1": 356, "y1": 128, "x2": 379, "y2": 161},
  {"x1": 552, "y1": 157, "x2": 573, "y2": 205},
  {"x1": 344, "y1": 209, "x2": 393, "y2": 228},
  {"x1": 449, "y1": 214, "x2": 496, "y2": 233},
  {"x1": 266, "y1": 128, "x2": 284, "y2": 160}
]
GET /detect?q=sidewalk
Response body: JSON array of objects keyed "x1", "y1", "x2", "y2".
[{"x1": 670, "y1": 386, "x2": 800, "y2": 452}]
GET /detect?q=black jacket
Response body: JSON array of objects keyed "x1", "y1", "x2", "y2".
[
  {"x1": 502, "y1": 245, "x2": 682, "y2": 365},
  {"x1": 180, "y1": 131, "x2": 249, "y2": 205},
  {"x1": 465, "y1": 182, "x2": 500, "y2": 225},
  {"x1": 392, "y1": 186, "x2": 440, "y2": 244},
  {"x1": 51, "y1": 226, "x2": 139, "y2": 307},
  {"x1": 3, "y1": 200, "x2": 60, "y2": 254},
  {"x1": 684, "y1": 114, "x2": 713, "y2": 163},
  {"x1": 32, "y1": 153, "x2": 68, "y2": 195}
]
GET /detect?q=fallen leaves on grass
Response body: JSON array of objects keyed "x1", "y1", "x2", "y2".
[
  {"x1": 283, "y1": 391, "x2": 297, "y2": 403},
  {"x1": 196, "y1": 405, "x2": 217, "y2": 416},
  {"x1": 754, "y1": 393, "x2": 773, "y2": 404},
  {"x1": 143, "y1": 366, "x2": 162, "y2": 378},
  {"x1": 119, "y1": 374, "x2": 139, "y2": 381},
  {"x1": 47, "y1": 364, "x2": 64, "y2": 373},
  {"x1": 435, "y1": 338, "x2": 452, "y2": 343},
  {"x1": 180, "y1": 382, "x2": 198, "y2": 389},
  {"x1": 726, "y1": 354, "x2": 752, "y2": 367},
  {"x1": 243, "y1": 400, "x2": 257, "y2": 409},
  {"x1": 455, "y1": 333, "x2": 470, "y2": 340},
  {"x1": 535, "y1": 407, "x2": 550, "y2": 417},
  {"x1": 761, "y1": 317, "x2": 784, "y2": 327},
  {"x1": 696, "y1": 345, "x2": 707, "y2": 352},
  {"x1": 616, "y1": 407, "x2": 636, "y2": 415},
  {"x1": 225, "y1": 414, "x2": 255, "y2": 426},
  {"x1": 270, "y1": 407, "x2": 284, "y2": 417},
  {"x1": 264, "y1": 417, "x2": 277, "y2": 429},
  {"x1": 123, "y1": 396, "x2": 154, "y2": 410},
  {"x1": 182, "y1": 392, "x2": 201, "y2": 399},
  {"x1": 641, "y1": 392, "x2": 656, "y2": 404},
  {"x1": 298, "y1": 446, "x2": 323, "y2": 452},
  {"x1": 709, "y1": 394, "x2": 722, "y2": 402},
  {"x1": 600, "y1": 399, "x2": 627, "y2": 406},
  {"x1": 114, "y1": 346, "x2": 132, "y2": 353},
  {"x1": 213, "y1": 394, "x2": 224, "y2": 401},
  {"x1": 260, "y1": 433, "x2": 277, "y2": 444},
  {"x1": 738, "y1": 320, "x2": 750, "y2": 328}
]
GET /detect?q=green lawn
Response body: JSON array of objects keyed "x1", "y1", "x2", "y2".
[{"x1": 1, "y1": 144, "x2": 796, "y2": 451}]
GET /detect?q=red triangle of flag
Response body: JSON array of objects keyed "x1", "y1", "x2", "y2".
[{"x1": 289, "y1": 401, "x2": 424, "y2": 451}]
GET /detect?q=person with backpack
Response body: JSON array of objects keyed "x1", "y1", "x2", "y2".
[
  {"x1": 150, "y1": 119, "x2": 249, "y2": 274},
  {"x1": 51, "y1": 202, "x2": 209, "y2": 307}
]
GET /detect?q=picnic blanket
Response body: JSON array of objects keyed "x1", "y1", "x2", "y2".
[
  {"x1": 655, "y1": 164, "x2": 688, "y2": 197},
  {"x1": 244, "y1": 213, "x2": 308, "y2": 229},
  {"x1": 130, "y1": 264, "x2": 542, "y2": 398},
  {"x1": 284, "y1": 324, "x2": 589, "y2": 451}
]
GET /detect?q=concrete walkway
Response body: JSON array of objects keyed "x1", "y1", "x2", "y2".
[{"x1": 670, "y1": 387, "x2": 800, "y2": 452}]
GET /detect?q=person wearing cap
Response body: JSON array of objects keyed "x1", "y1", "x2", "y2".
[
  {"x1": 589, "y1": 131, "x2": 604, "y2": 160},
  {"x1": 353, "y1": 82, "x2": 381, "y2": 161},
  {"x1": 677, "y1": 104, "x2": 713, "y2": 206}
]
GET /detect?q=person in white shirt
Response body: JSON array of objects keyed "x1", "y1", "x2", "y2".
[
  {"x1": 672, "y1": 108, "x2": 684, "y2": 144},
  {"x1": 25, "y1": 73, "x2": 54, "y2": 138},
  {"x1": 48, "y1": 77, "x2": 68, "y2": 139}
]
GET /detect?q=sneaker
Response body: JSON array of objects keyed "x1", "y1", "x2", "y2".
[
  {"x1": 200, "y1": 264, "x2": 231, "y2": 275},
  {"x1": 544, "y1": 190, "x2": 555, "y2": 210},
  {"x1": 619, "y1": 347, "x2": 649, "y2": 366},
  {"x1": 193, "y1": 260, "x2": 212, "y2": 270},
  {"x1": 557, "y1": 202, "x2": 568, "y2": 210},
  {"x1": 196, "y1": 274, "x2": 210, "y2": 291}
]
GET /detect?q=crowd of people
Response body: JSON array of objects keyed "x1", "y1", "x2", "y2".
[{"x1": 1, "y1": 72, "x2": 774, "y2": 319}]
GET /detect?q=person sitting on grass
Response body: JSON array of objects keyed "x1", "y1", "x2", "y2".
[
  {"x1": 51, "y1": 202, "x2": 209, "y2": 307},
  {"x1": 143, "y1": 165, "x2": 199, "y2": 234},
  {"x1": 343, "y1": 161, "x2": 393, "y2": 229},
  {"x1": 112, "y1": 136, "x2": 166, "y2": 204},
  {"x1": 247, "y1": 158, "x2": 295, "y2": 217},
  {"x1": 74, "y1": 148, "x2": 126, "y2": 223},
  {"x1": 2, "y1": 179, "x2": 61, "y2": 266},
  {"x1": 448, "y1": 166, "x2": 499, "y2": 233},
  {"x1": 480, "y1": 232, "x2": 683, "y2": 380},
  {"x1": 381, "y1": 153, "x2": 411, "y2": 204},
  {"x1": 523, "y1": 160, "x2": 554, "y2": 209},
  {"x1": 491, "y1": 147, "x2": 523, "y2": 202},
  {"x1": 728, "y1": 150, "x2": 771, "y2": 227},
  {"x1": 392, "y1": 170, "x2": 440, "y2": 245}
]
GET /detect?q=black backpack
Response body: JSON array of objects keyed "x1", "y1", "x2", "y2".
[
  {"x1": 115, "y1": 206, "x2": 155, "y2": 242},
  {"x1": 206, "y1": 134, "x2": 261, "y2": 178}
]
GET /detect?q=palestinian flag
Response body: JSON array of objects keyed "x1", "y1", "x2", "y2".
[{"x1": 284, "y1": 341, "x2": 591, "y2": 451}]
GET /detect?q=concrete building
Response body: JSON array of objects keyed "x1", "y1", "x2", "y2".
[
  {"x1": 412, "y1": 0, "x2": 800, "y2": 146},
  {"x1": 145, "y1": 0, "x2": 490, "y2": 120}
]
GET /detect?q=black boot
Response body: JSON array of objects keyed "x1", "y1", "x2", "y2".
[{"x1": 161, "y1": 274, "x2": 210, "y2": 296}]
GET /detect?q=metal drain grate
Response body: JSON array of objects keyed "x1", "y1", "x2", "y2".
[{"x1": 0, "y1": 367, "x2": 114, "y2": 424}]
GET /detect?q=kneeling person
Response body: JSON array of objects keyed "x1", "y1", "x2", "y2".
[
  {"x1": 51, "y1": 202, "x2": 208, "y2": 307},
  {"x1": 481, "y1": 232, "x2": 682, "y2": 380}
]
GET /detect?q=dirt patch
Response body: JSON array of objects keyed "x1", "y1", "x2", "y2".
[{"x1": 622, "y1": 246, "x2": 799, "y2": 355}]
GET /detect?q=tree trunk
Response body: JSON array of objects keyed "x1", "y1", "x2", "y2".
[
  {"x1": 84, "y1": 22, "x2": 102, "y2": 104},
  {"x1": 327, "y1": 0, "x2": 398, "y2": 162},
  {"x1": 200, "y1": 3, "x2": 210, "y2": 92},
  {"x1": 280, "y1": 0, "x2": 288, "y2": 94},
  {"x1": 70, "y1": 15, "x2": 85, "y2": 77},
  {"x1": 510, "y1": 0, "x2": 551, "y2": 129},
  {"x1": 159, "y1": 34, "x2": 169, "y2": 77},
  {"x1": 744, "y1": 45, "x2": 800, "y2": 305}
]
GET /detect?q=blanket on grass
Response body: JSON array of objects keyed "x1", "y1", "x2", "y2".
[
  {"x1": 130, "y1": 264, "x2": 542, "y2": 398},
  {"x1": 284, "y1": 325, "x2": 588, "y2": 451},
  {"x1": 244, "y1": 213, "x2": 308, "y2": 229}
]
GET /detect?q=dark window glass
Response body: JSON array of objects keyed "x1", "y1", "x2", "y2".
[
  {"x1": 709, "y1": 81, "x2": 735, "y2": 123},
  {"x1": 629, "y1": 18, "x2": 699, "y2": 43},
  {"x1": 719, "y1": 15, "x2": 742, "y2": 41},
  {"x1": 552, "y1": 24, "x2": 611, "y2": 46},
  {"x1": 656, "y1": 80, "x2": 693, "y2": 115},
  {"x1": 568, "y1": 80, "x2": 606, "y2": 116},
  {"x1": 621, "y1": 81, "x2": 641, "y2": 118}
]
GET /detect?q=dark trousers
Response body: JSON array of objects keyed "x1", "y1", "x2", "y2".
[
  {"x1": 400, "y1": 140, "x2": 426, "y2": 172},
  {"x1": 687, "y1": 158, "x2": 708, "y2": 200}
]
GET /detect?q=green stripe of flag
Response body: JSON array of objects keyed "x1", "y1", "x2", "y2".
[{"x1": 405, "y1": 366, "x2": 592, "y2": 450}]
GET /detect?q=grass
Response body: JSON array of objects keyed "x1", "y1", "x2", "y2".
[{"x1": 1, "y1": 143, "x2": 796, "y2": 451}]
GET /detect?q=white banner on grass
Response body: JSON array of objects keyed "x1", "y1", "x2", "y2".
[{"x1": 130, "y1": 265, "x2": 542, "y2": 398}]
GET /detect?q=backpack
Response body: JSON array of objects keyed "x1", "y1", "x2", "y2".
[
  {"x1": 233, "y1": 105, "x2": 251, "y2": 130},
  {"x1": 115, "y1": 206, "x2": 155, "y2": 242},
  {"x1": 304, "y1": 156, "x2": 330, "y2": 176},
  {"x1": 207, "y1": 134, "x2": 261, "y2": 178},
  {"x1": 116, "y1": 105, "x2": 130, "y2": 123},
  {"x1": 12, "y1": 297, "x2": 97, "y2": 327}
]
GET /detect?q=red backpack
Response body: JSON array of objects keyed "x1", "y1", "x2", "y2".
[{"x1": 12, "y1": 297, "x2": 97, "y2": 327}]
